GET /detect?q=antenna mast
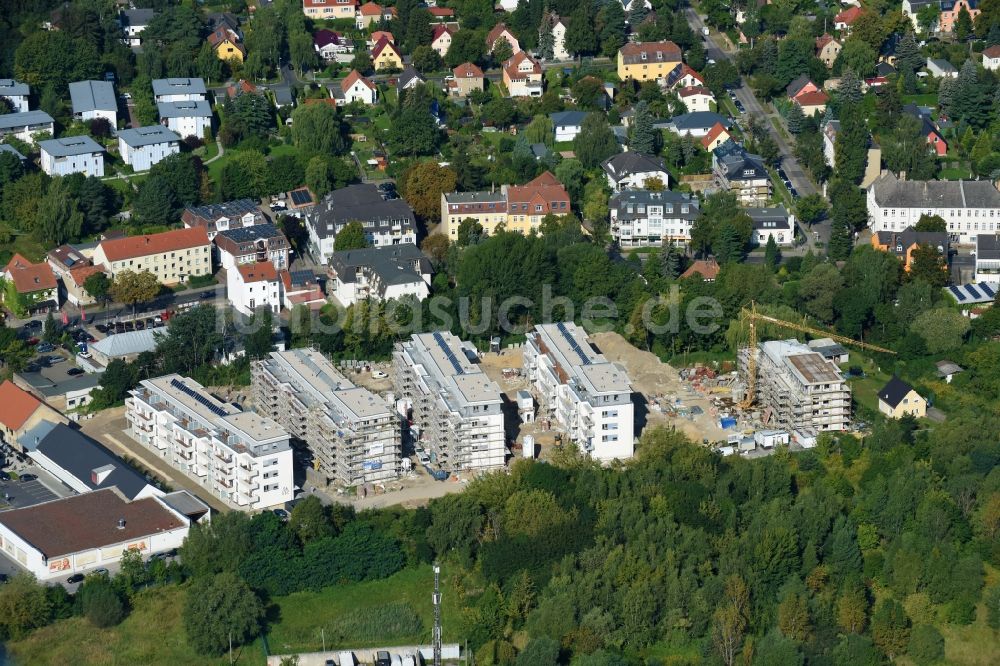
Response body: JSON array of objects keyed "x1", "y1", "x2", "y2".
[{"x1": 433, "y1": 562, "x2": 442, "y2": 666}]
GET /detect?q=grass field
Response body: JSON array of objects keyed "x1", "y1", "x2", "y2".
[
  {"x1": 8, "y1": 566, "x2": 463, "y2": 665},
  {"x1": 902, "y1": 93, "x2": 939, "y2": 108}
]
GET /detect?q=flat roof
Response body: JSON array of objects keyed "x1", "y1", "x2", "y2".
[
  {"x1": 220, "y1": 411, "x2": 288, "y2": 442},
  {"x1": 787, "y1": 353, "x2": 842, "y2": 384},
  {"x1": 402, "y1": 332, "x2": 502, "y2": 407},
  {"x1": 531, "y1": 322, "x2": 632, "y2": 395},
  {"x1": 0, "y1": 488, "x2": 184, "y2": 559}
]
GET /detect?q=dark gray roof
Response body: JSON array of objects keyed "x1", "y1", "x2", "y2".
[
  {"x1": 308, "y1": 184, "x2": 416, "y2": 239},
  {"x1": 273, "y1": 86, "x2": 294, "y2": 106},
  {"x1": 902, "y1": 104, "x2": 941, "y2": 140},
  {"x1": 0, "y1": 110, "x2": 54, "y2": 131},
  {"x1": 786, "y1": 74, "x2": 812, "y2": 98},
  {"x1": 397, "y1": 66, "x2": 424, "y2": 92},
  {"x1": 330, "y1": 243, "x2": 430, "y2": 292},
  {"x1": 151, "y1": 78, "x2": 207, "y2": 98},
  {"x1": 157, "y1": 100, "x2": 212, "y2": 118},
  {"x1": 118, "y1": 125, "x2": 180, "y2": 147},
  {"x1": 21, "y1": 422, "x2": 152, "y2": 500},
  {"x1": 530, "y1": 143, "x2": 549, "y2": 158},
  {"x1": 746, "y1": 206, "x2": 793, "y2": 230},
  {"x1": 976, "y1": 233, "x2": 1000, "y2": 260},
  {"x1": 713, "y1": 140, "x2": 766, "y2": 181},
  {"x1": 16, "y1": 370, "x2": 101, "y2": 397},
  {"x1": 39, "y1": 135, "x2": 104, "y2": 157},
  {"x1": 216, "y1": 222, "x2": 282, "y2": 244},
  {"x1": 610, "y1": 190, "x2": 700, "y2": 221},
  {"x1": 0, "y1": 79, "x2": 29, "y2": 97},
  {"x1": 185, "y1": 199, "x2": 260, "y2": 224},
  {"x1": 875, "y1": 227, "x2": 948, "y2": 257},
  {"x1": 122, "y1": 8, "x2": 156, "y2": 26},
  {"x1": 158, "y1": 490, "x2": 210, "y2": 521},
  {"x1": 878, "y1": 376, "x2": 916, "y2": 409},
  {"x1": 69, "y1": 80, "x2": 117, "y2": 114},
  {"x1": 668, "y1": 111, "x2": 729, "y2": 132},
  {"x1": 550, "y1": 110, "x2": 589, "y2": 127},
  {"x1": 869, "y1": 172, "x2": 1000, "y2": 209},
  {"x1": 601, "y1": 152, "x2": 668, "y2": 179},
  {"x1": 0, "y1": 143, "x2": 26, "y2": 160}
]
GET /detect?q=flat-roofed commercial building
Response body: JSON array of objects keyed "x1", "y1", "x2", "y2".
[
  {"x1": 252, "y1": 349, "x2": 401, "y2": 486},
  {"x1": 524, "y1": 322, "x2": 636, "y2": 461},
  {"x1": 0, "y1": 488, "x2": 207, "y2": 580},
  {"x1": 393, "y1": 332, "x2": 506, "y2": 471},
  {"x1": 126, "y1": 374, "x2": 293, "y2": 509}
]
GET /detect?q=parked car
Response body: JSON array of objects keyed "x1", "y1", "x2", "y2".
[
  {"x1": 371, "y1": 370, "x2": 388, "y2": 379},
  {"x1": 67, "y1": 368, "x2": 85, "y2": 376},
  {"x1": 46, "y1": 355, "x2": 65, "y2": 364},
  {"x1": 19, "y1": 474, "x2": 37, "y2": 482},
  {"x1": 67, "y1": 573, "x2": 85, "y2": 584},
  {"x1": 95, "y1": 324, "x2": 109, "y2": 333},
  {"x1": 418, "y1": 453, "x2": 431, "y2": 465},
  {"x1": 78, "y1": 351, "x2": 92, "y2": 359},
  {"x1": 35, "y1": 343, "x2": 55, "y2": 353},
  {"x1": 92, "y1": 568, "x2": 109, "y2": 576},
  {"x1": 272, "y1": 508, "x2": 289, "y2": 521},
  {"x1": 200, "y1": 291, "x2": 214, "y2": 299}
]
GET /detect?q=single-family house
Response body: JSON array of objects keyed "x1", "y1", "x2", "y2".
[
  {"x1": 225, "y1": 79, "x2": 259, "y2": 99},
  {"x1": 927, "y1": 58, "x2": 958, "y2": 78},
  {"x1": 680, "y1": 258, "x2": 720, "y2": 281},
  {"x1": 878, "y1": 376, "x2": 926, "y2": 419},
  {"x1": 304, "y1": 0, "x2": 358, "y2": 21},
  {"x1": 448, "y1": 62, "x2": 485, "y2": 97},
  {"x1": 335, "y1": 70, "x2": 378, "y2": 105},
  {"x1": 356, "y1": 2, "x2": 390, "y2": 29},
  {"x1": 314, "y1": 29, "x2": 354, "y2": 61},
  {"x1": 431, "y1": 25, "x2": 454, "y2": 57},
  {"x1": 935, "y1": 360, "x2": 964, "y2": 383},
  {"x1": 152, "y1": 78, "x2": 207, "y2": 103},
  {"x1": 786, "y1": 75, "x2": 819, "y2": 100},
  {"x1": 678, "y1": 85, "x2": 714, "y2": 113},
  {"x1": 68, "y1": 80, "x2": 117, "y2": 127},
  {"x1": 617, "y1": 41, "x2": 683, "y2": 81},
  {"x1": 120, "y1": 8, "x2": 155, "y2": 47},
  {"x1": 503, "y1": 52, "x2": 543, "y2": 98},
  {"x1": 39, "y1": 136, "x2": 105, "y2": 178},
  {"x1": 940, "y1": 0, "x2": 979, "y2": 33},
  {"x1": 117, "y1": 125, "x2": 180, "y2": 171},
  {"x1": 0, "y1": 80, "x2": 29, "y2": 113},
  {"x1": 902, "y1": 104, "x2": 947, "y2": 156},
  {"x1": 397, "y1": 66, "x2": 425, "y2": 93},
  {"x1": 665, "y1": 63, "x2": 706, "y2": 90},
  {"x1": 601, "y1": 152, "x2": 670, "y2": 191},
  {"x1": 371, "y1": 38, "x2": 403, "y2": 71},
  {"x1": 551, "y1": 110, "x2": 589, "y2": 142},
  {"x1": 792, "y1": 89, "x2": 830, "y2": 117},
  {"x1": 47, "y1": 244, "x2": 105, "y2": 307},
  {"x1": 984, "y1": 44, "x2": 1000, "y2": 70},
  {"x1": 207, "y1": 26, "x2": 245, "y2": 62},
  {"x1": 429, "y1": 7, "x2": 456, "y2": 21},
  {"x1": 701, "y1": 122, "x2": 732, "y2": 151},
  {"x1": 157, "y1": 100, "x2": 212, "y2": 139},
  {"x1": 815, "y1": 34, "x2": 842, "y2": 68},
  {"x1": 2, "y1": 253, "x2": 58, "y2": 315},
  {"x1": 871, "y1": 227, "x2": 949, "y2": 271},
  {"x1": 747, "y1": 206, "x2": 796, "y2": 246},
  {"x1": 487, "y1": 23, "x2": 521, "y2": 55},
  {"x1": 664, "y1": 111, "x2": 730, "y2": 138},
  {"x1": 834, "y1": 6, "x2": 863, "y2": 33},
  {"x1": 227, "y1": 261, "x2": 281, "y2": 316},
  {"x1": 0, "y1": 110, "x2": 54, "y2": 144}
]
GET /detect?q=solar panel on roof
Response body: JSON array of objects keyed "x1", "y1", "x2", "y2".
[
  {"x1": 980, "y1": 283, "x2": 996, "y2": 298},
  {"x1": 290, "y1": 190, "x2": 312, "y2": 206},
  {"x1": 556, "y1": 322, "x2": 591, "y2": 366},
  {"x1": 289, "y1": 269, "x2": 313, "y2": 284},
  {"x1": 948, "y1": 286, "x2": 964, "y2": 301},
  {"x1": 432, "y1": 331, "x2": 464, "y2": 375},
  {"x1": 170, "y1": 377, "x2": 229, "y2": 417},
  {"x1": 966, "y1": 284, "x2": 982, "y2": 299}
]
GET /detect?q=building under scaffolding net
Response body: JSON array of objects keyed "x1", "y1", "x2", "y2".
[{"x1": 738, "y1": 339, "x2": 851, "y2": 434}]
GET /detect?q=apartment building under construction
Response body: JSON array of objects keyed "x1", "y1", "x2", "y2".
[
  {"x1": 251, "y1": 349, "x2": 401, "y2": 486},
  {"x1": 739, "y1": 339, "x2": 851, "y2": 433},
  {"x1": 392, "y1": 332, "x2": 506, "y2": 472}
]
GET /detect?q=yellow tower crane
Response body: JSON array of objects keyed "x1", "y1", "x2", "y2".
[{"x1": 739, "y1": 302, "x2": 896, "y2": 411}]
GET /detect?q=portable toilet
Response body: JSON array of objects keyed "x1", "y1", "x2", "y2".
[{"x1": 517, "y1": 390, "x2": 535, "y2": 423}]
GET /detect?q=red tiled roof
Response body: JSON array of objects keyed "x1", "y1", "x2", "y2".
[
  {"x1": 486, "y1": 23, "x2": 516, "y2": 49},
  {"x1": 679, "y1": 85, "x2": 712, "y2": 98},
  {"x1": 0, "y1": 380, "x2": 44, "y2": 431},
  {"x1": 67, "y1": 264, "x2": 104, "y2": 286},
  {"x1": 794, "y1": 90, "x2": 830, "y2": 106},
  {"x1": 985, "y1": 45, "x2": 1000, "y2": 58},
  {"x1": 453, "y1": 62, "x2": 484, "y2": 78},
  {"x1": 679, "y1": 64, "x2": 705, "y2": 83},
  {"x1": 432, "y1": 25, "x2": 453, "y2": 42},
  {"x1": 4, "y1": 253, "x2": 57, "y2": 294},
  {"x1": 835, "y1": 6, "x2": 863, "y2": 24},
  {"x1": 503, "y1": 51, "x2": 541, "y2": 80},
  {"x1": 98, "y1": 227, "x2": 210, "y2": 263},
  {"x1": 504, "y1": 171, "x2": 571, "y2": 214},
  {"x1": 358, "y1": 2, "x2": 383, "y2": 16},
  {"x1": 237, "y1": 261, "x2": 278, "y2": 283},
  {"x1": 0, "y1": 488, "x2": 184, "y2": 559},
  {"x1": 342, "y1": 69, "x2": 376, "y2": 93},
  {"x1": 429, "y1": 7, "x2": 455, "y2": 17},
  {"x1": 815, "y1": 34, "x2": 838, "y2": 49},
  {"x1": 700, "y1": 122, "x2": 730, "y2": 149},
  {"x1": 371, "y1": 38, "x2": 401, "y2": 60},
  {"x1": 371, "y1": 31, "x2": 394, "y2": 45},
  {"x1": 225, "y1": 79, "x2": 258, "y2": 98},
  {"x1": 681, "y1": 258, "x2": 720, "y2": 281}
]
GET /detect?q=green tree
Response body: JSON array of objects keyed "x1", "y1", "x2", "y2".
[
  {"x1": 0, "y1": 574, "x2": 52, "y2": 639},
  {"x1": 629, "y1": 101, "x2": 659, "y2": 155},
  {"x1": 184, "y1": 572, "x2": 264, "y2": 656},
  {"x1": 871, "y1": 598, "x2": 910, "y2": 660},
  {"x1": 908, "y1": 624, "x2": 945, "y2": 665},
  {"x1": 84, "y1": 271, "x2": 111, "y2": 307},
  {"x1": 908, "y1": 244, "x2": 947, "y2": 287},
  {"x1": 565, "y1": 4, "x2": 598, "y2": 56},
  {"x1": 110, "y1": 270, "x2": 161, "y2": 316},
  {"x1": 912, "y1": 307, "x2": 970, "y2": 353},
  {"x1": 35, "y1": 178, "x2": 84, "y2": 244},
  {"x1": 388, "y1": 106, "x2": 441, "y2": 156},
  {"x1": 794, "y1": 194, "x2": 828, "y2": 226},
  {"x1": 288, "y1": 495, "x2": 333, "y2": 544},
  {"x1": 574, "y1": 114, "x2": 619, "y2": 168},
  {"x1": 764, "y1": 236, "x2": 780, "y2": 269},
  {"x1": 335, "y1": 221, "x2": 369, "y2": 251},
  {"x1": 133, "y1": 176, "x2": 179, "y2": 227},
  {"x1": 243, "y1": 307, "x2": 275, "y2": 359},
  {"x1": 78, "y1": 576, "x2": 125, "y2": 628},
  {"x1": 914, "y1": 213, "x2": 947, "y2": 232},
  {"x1": 956, "y1": 6, "x2": 974, "y2": 41},
  {"x1": 515, "y1": 636, "x2": 559, "y2": 665},
  {"x1": 457, "y1": 218, "x2": 485, "y2": 246},
  {"x1": 411, "y1": 46, "x2": 443, "y2": 73},
  {"x1": 831, "y1": 634, "x2": 882, "y2": 666},
  {"x1": 291, "y1": 103, "x2": 348, "y2": 157},
  {"x1": 400, "y1": 162, "x2": 457, "y2": 223},
  {"x1": 305, "y1": 156, "x2": 333, "y2": 198},
  {"x1": 712, "y1": 575, "x2": 749, "y2": 666}
]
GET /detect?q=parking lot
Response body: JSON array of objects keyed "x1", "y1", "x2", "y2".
[{"x1": 0, "y1": 477, "x2": 59, "y2": 510}]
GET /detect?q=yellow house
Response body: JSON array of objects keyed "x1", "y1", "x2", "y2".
[
  {"x1": 208, "y1": 27, "x2": 246, "y2": 62},
  {"x1": 441, "y1": 191, "x2": 509, "y2": 239},
  {"x1": 878, "y1": 377, "x2": 927, "y2": 419},
  {"x1": 617, "y1": 41, "x2": 682, "y2": 82},
  {"x1": 371, "y1": 38, "x2": 403, "y2": 71}
]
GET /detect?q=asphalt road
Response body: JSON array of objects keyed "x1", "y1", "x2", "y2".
[{"x1": 683, "y1": 9, "x2": 830, "y2": 250}]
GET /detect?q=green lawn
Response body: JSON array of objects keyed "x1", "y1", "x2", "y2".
[
  {"x1": 206, "y1": 141, "x2": 299, "y2": 186},
  {"x1": 939, "y1": 166, "x2": 972, "y2": 180},
  {"x1": 7, "y1": 585, "x2": 265, "y2": 666},
  {"x1": 0, "y1": 231, "x2": 49, "y2": 264},
  {"x1": 266, "y1": 565, "x2": 465, "y2": 655},
  {"x1": 902, "y1": 93, "x2": 939, "y2": 108}
]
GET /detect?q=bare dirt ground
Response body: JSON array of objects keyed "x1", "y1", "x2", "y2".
[{"x1": 590, "y1": 331, "x2": 733, "y2": 444}]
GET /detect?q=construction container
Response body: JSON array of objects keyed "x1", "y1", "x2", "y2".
[{"x1": 523, "y1": 435, "x2": 535, "y2": 458}]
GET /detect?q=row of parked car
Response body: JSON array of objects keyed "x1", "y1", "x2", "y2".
[{"x1": 94, "y1": 315, "x2": 165, "y2": 335}]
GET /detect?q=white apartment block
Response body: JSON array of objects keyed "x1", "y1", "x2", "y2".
[
  {"x1": 609, "y1": 190, "x2": 700, "y2": 248},
  {"x1": 739, "y1": 339, "x2": 851, "y2": 435},
  {"x1": 117, "y1": 125, "x2": 180, "y2": 171},
  {"x1": 69, "y1": 80, "x2": 118, "y2": 127},
  {"x1": 867, "y1": 171, "x2": 1000, "y2": 245},
  {"x1": 393, "y1": 332, "x2": 506, "y2": 472},
  {"x1": 39, "y1": 136, "x2": 105, "y2": 178},
  {"x1": 227, "y1": 261, "x2": 281, "y2": 316},
  {"x1": 126, "y1": 374, "x2": 294, "y2": 509},
  {"x1": 0, "y1": 79, "x2": 30, "y2": 113},
  {"x1": 252, "y1": 349, "x2": 401, "y2": 486},
  {"x1": 157, "y1": 100, "x2": 212, "y2": 139},
  {"x1": 524, "y1": 322, "x2": 635, "y2": 462}
]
